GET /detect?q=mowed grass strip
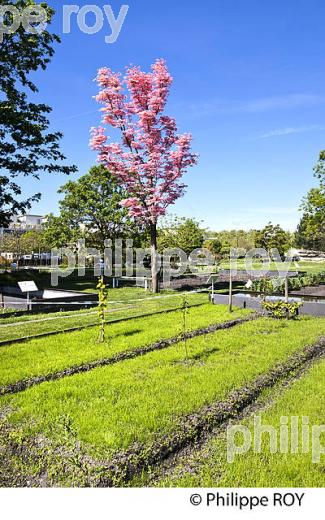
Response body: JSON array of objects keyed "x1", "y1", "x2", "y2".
[
  {"x1": 0, "y1": 287, "x2": 181, "y2": 325},
  {"x1": 159, "y1": 357, "x2": 325, "y2": 487},
  {"x1": 0, "y1": 292, "x2": 207, "y2": 342},
  {"x1": 2, "y1": 317, "x2": 324, "y2": 460},
  {"x1": 0, "y1": 304, "x2": 249, "y2": 387}
]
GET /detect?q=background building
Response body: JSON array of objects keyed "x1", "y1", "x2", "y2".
[{"x1": 0, "y1": 214, "x2": 45, "y2": 236}]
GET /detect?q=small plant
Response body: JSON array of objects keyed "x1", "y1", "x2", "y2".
[
  {"x1": 180, "y1": 294, "x2": 190, "y2": 361},
  {"x1": 97, "y1": 277, "x2": 109, "y2": 343},
  {"x1": 262, "y1": 300, "x2": 302, "y2": 320}
]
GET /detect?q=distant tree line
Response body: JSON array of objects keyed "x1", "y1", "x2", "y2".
[{"x1": 3, "y1": 153, "x2": 325, "y2": 261}]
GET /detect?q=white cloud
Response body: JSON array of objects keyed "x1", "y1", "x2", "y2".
[{"x1": 256, "y1": 124, "x2": 325, "y2": 140}]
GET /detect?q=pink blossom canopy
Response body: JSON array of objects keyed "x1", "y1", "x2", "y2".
[{"x1": 90, "y1": 59, "x2": 198, "y2": 223}]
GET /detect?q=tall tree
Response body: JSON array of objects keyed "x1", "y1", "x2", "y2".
[
  {"x1": 91, "y1": 59, "x2": 197, "y2": 292},
  {"x1": 158, "y1": 216, "x2": 204, "y2": 255},
  {"x1": 296, "y1": 150, "x2": 325, "y2": 251},
  {"x1": 42, "y1": 213, "x2": 80, "y2": 249},
  {"x1": 207, "y1": 229, "x2": 257, "y2": 250},
  {"x1": 0, "y1": 229, "x2": 23, "y2": 263},
  {"x1": 20, "y1": 229, "x2": 50, "y2": 254},
  {"x1": 0, "y1": 0, "x2": 76, "y2": 227},
  {"x1": 313, "y1": 150, "x2": 325, "y2": 184},
  {"x1": 297, "y1": 187, "x2": 325, "y2": 251},
  {"x1": 204, "y1": 238, "x2": 222, "y2": 258},
  {"x1": 57, "y1": 165, "x2": 139, "y2": 248},
  {"x1": 255, "y1": 222, "x2": 293, "y2": 258}
]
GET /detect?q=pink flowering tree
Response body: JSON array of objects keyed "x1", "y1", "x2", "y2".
[{"x1": 90, "y1": 59, "x2": 198, "y2": 292}]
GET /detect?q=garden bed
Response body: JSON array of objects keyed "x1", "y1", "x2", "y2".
[
  {"x1": 1, "y1": 316, "x2": 324, "y2": 486},
  {"x1": 158, "y1": 352, "x2": 325, "y2": 487},
  {"x1": 0, "y1": 304, "x2": 249, "y2": 387},
  {"x1": 0, "y1": 292, "x2": 208, "y2": 343}
]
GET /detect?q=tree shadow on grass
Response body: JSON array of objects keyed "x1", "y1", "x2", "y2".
[
  {"x1": 171, "y1": 346, "x2": 221, "y2": 366},
  {"x1": 108, "y1": 329, "x2": 142, "y2": 339},
  {"x1": 191, "y1": 346, "x2": 220, "y2": 361}
]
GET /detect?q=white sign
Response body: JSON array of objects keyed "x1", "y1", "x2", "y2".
[
  {"x1": 245, "y1": 279, "x2": 253, "y2": 289},
  {"x1": 18, "y1": 281, "x2": 38, "y2": 293}
]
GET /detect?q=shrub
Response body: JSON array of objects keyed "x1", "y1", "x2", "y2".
[{"x1": 262, "y1": 300, "x2": 302, "y2": 319}]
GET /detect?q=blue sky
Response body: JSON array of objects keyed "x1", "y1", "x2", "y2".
[{"x1": 22, "y1": 0, "x2": 325, "y2": 231}]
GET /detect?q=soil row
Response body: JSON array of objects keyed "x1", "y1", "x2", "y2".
[
  {"x1": 0, "y1": 314, "x2": 257, "y2": 397},
  {"x1": 0, "y1": 302, "x2": 206, "y2": 347},
  {"x1": 95, "y1": 336, "x2": 325, "y2": 487}
]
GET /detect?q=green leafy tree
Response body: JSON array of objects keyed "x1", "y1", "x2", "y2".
[
  {"x1": 313, "y1": 150, "x2": 325, "y2": 184},
  {"x1": 220, "y1": 240, "x2": 231, "y2": 258},
  {"x1": 158, "y1": 217, "x2": 204, "y2": 255},
  {"x1": 203, "y1": 238, "x2": 222, "y2": 258},
  {"x1": 296, "y1": 150, "x2": 325, "y2": 251},
  {"x1": 206, "y1": 229, "x2": 257, "y2": 250},
  {"x1": 0, "y1": 230, "x2": 23, "y2": 261},
  {"x1": 42, "y1": 214, "x2": 80, "y2": 249},
  {"x1": 0, "y1": 230, "x2": 51, "y2": 266},
  {"x1": 255, "y1": 222, "x2": 293, "y2": 257},
  {"x1": 297, "y1": 187, "x2": 325, "y2": 250},
  {"x1": 57, "y1": 165, "x2": 140, "y2": 249},
  {"x1": 175, "y1": 218, "x2": 204, "y2": 255},
  {"x1": 20, "y1": 230, "x2": 50, "y2": 254},
  {"x1": 0, "y1": 0, "x2": 76, "y2": 227}
]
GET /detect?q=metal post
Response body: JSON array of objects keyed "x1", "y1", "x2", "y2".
[
  {"x1": 285, "y1": 276, "x2": 289, "y2": 303},
  {"x1": 228, "y1": 269, "x2": 233, "y2": 313},
  {"x1": 144, "y1": 277, "x2": 148, "y2": 291},
  {"x1": 211, "y1": 279, "x2": 214, "y2": 300}
]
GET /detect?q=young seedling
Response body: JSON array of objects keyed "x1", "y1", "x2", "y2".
[
  {"x1": 180, "y1": 294, "x2": 190, "y2": 362},
  {"x1": 97, "y1": 276, "x2": 109, "y2": 343}
]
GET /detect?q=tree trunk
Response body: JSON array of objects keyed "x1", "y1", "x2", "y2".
[{"x1": 150, "y1": 222, "x2": 159, "y2": 293}]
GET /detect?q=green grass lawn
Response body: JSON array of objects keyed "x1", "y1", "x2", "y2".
[
  {"x1": 159, "y1": 356, "x2": 325, "y2": 487},
  {"x1": 2, "y1": 316, "x2": 324, "y2": 463},
  {"x1": 1, "y1": 305, "x2": 101, "y2": 324},
  {"x1": 0, "y1": 303, "x2": 249, "y2": 386},
  {"x1": 294, "y1": 260, "x2": 325, "y2": 274},
  {"x1": 0, "y1": 291, "x2": 208, "y2": 342},
  {"x1": 220, "y1": 259, "x2": 325, "y2": 274}
]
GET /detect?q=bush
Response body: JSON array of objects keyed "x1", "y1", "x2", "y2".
[{"x1": 262, "y1": 300, "x2": 302, "y2": 319}]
